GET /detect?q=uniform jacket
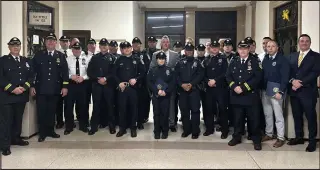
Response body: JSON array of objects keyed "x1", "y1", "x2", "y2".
[
  {"x1": 150, "y1": 50, "x2": 179, "y2": 69},
  {"x1": 147, "y1": 65, "x2": 175, "y2": 96},
  {"x1": 203, "y1": 54, "x2": 228, "y2": 89}
]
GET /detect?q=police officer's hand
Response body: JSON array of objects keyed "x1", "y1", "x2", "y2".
[
  {"x1": 161, "y1": 90, "x2": 166, "y2": 96},
  {"x1": 119, "y1": 82, "x2": 126, "y2": 91},
  {"x1": 61, "y1": 88, "x2": 68, "y2": 97},
  {"x1": 292, "y1": 86, "x2": 298, "y2": 91},
  {"x1": 76, "y1": 76, "x2": 84, "y2": 83},
  {"x1": 181, "y1": 84, "x2": 189, "y2": 91},
  {"x1": 186, "y1": 83, "x2": 192, "y2": 91},
  {"x1": 12, "y1": 87, "x2": 23, "y2": 95},
  {"x1": 234, "y1": 86, "x2": 243, "y2": 94},
  {"x1": 30, "y1": 87, "x2": 36, "y2": 96},
  {"x1": 98, "y1": 78, "x2": 107, "y2": 85},
  {"x1": 18, "y1": 86, "x2": 26, "y2": 92},
  {"x1": 274, "y1": 93, "x2": 282, "y2": 100},
  {"x1": 129, "y1": 79, "x2": 137, "y2": 86},
  {"x1": 71, "y1": 75, "x2": 78, "y2": 81},
  {"x1": 292, "y1": 79, "x2": 303, "y2": 89},
  {"x1": 208, "y1": 79, "x2": 216, "y2": 87}
]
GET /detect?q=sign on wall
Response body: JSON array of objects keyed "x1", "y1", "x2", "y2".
[{"x1": 29, "y1": 12, "x2": 52, "y2": 26}]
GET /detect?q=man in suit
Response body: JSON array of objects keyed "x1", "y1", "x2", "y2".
[
  {"x1": 150, "y1": 35, "x2": 180, "y2": 132},
  {"x1": 287, "y1": 34, "x2": 320, "y2": 152}
]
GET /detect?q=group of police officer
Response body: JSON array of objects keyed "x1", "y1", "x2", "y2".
[{"x1": 1, "y1": 32, "x2": 319, "y2": 156}]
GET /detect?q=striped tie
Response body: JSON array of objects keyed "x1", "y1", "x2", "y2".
[{"x1": 298, "y1": 53, "x2": 304, "y2": 67}]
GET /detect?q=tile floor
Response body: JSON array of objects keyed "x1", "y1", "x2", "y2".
[{"x1": 1, "y1": 106, "x2": 319, "y2": 169}]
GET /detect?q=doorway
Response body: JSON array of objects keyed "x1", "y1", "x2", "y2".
[{"x1": 62, "y1": 30, "x2": 91, "y2": 50}]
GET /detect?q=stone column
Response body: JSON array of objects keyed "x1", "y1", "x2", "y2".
[{"x1": 185, "y1": 7, "x2": 196, "y2": 42}]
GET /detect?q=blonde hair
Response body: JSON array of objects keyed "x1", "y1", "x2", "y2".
[{"x1": 185, "y1": 37, "x2": 194, "y2": 45}]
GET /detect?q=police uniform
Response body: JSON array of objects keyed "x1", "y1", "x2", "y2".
[
  {"x1": 173, "y1": 41, "x2": 183, "y2": 59},
  {"x1": 113, "y1": 41, "x2": 146, "y2": 138},
  {"x1": 226, "y1": 40, "x2": 262, "y2": 150},
  {"x1": 87, "y1": 38, "x2": 116, "y2": 135},
  {"x1": 109, "y1": 40, "x2": 121, "y2": 59},
  {"x1": 147, "y1": 52, "x2": 175, "y2": 139},
  {"x1": 132, "y1": 37, "x2": 151, "y2": 129},
  {"x1": 223, "y1": 39, "x2": 237, "y2": 128},
  {"x1": 30, "y1": 33, "x2": 69, "y2": 142},
  {"x1": 0, "y1": 37, "x2": 32, "y2": 156},
  {"x1": 173, "y1": 41, "x2": 184, "y2": 123},
  {"x1": 55, "y1": 35, "x2": 72, "y2": 129},
  {"x1": 203, "y1": 41, "x2": 229, "y2": 138},
  {"x1": 175, "y1": 43, "x2": 204, "y2": 139}
]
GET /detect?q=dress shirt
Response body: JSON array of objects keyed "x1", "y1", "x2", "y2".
[{"x1": 66, "y1": 53, "x2": 89, "y2": 80}]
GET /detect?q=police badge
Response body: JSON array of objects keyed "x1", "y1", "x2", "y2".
[
  {"x1": 218, "y1": 59, "x2": 222, "y2": 63},
  {"x1": 273, "y1": 87, "x2": 279, "y2": 93},
  {"x1": 166, "y1": 69, "x2": 170, "y2": 76},
  {"x1": 82, "y1": 58, "x2": 86, "y2": 65},
  {"x1": 247, "y1": 60, "x2": 252, "y2": 70},
  {"x1": 133, "y1": 60, "x2": 137, "y2": 65},
  {"x1": 272, "y1": 62, "x2": 276, "y2": 66},
  {"x1": 26, "y1": 62, "x2": 30, "y2": 68},
  {"x1": 56, "y1": 58, "x2": 60, "y2": 63},
  {"x1": 183, "y1": 60, "x2": 187, "y2": 64},
  {"x1": 193, "y1": 62, "x2": 197, "y2": 68}
]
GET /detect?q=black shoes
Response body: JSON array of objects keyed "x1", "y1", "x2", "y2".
[
  {"x1": 154, "y1": 133, "x2": 160, "y2": 139},
  {"x1": 161, "y1": 133, "x2": 168, "y2": 139},
  {"x1": 287, "y1": 138, "x2": 305, "y2": 145},
  {"x1": 170, "y1": 126, "x2": 177, "y2": 132},
  {"x1": 221, "y1": 132, "x2": 228, "y2": 139},
  {"x1": 2, "y1": 148, "x2": 11, "y2": 156},
  {"x1": 228, "y1": 138, "x2": 241, "y2": 146},
  {"x1": 55, "y1": 122, "x2": 64, "y2": 129},
  {"x1": 88, "y1": 129, "x2": 97, "y2": 135},
  {"x1": 11, "y1": 139, "x2": 29, "y2": 146},
  {"x1": 109, "y1": 124, "x2": 116, "y2": 134},
  {"x1": 203, "y1": 131, "x2": 213, "y2": 136},
  {"x1": 131, "y1": 129, "x2": 137, "y2": 138},
  {"x1": 64, "y1": 129, "x2": 73, "y2": 135},
  {"x1": 181, "y1": 132, "x2": 191, "y2": 138},
  {"x1": 116, "y1": 130, "x2": 127, "y2": 137},
  {"x1": 137, "y1": 124, "x2": 144, "y2": 130},
  {"x1": 48, "y1": 132, "x2": 60, "y2": 138},
  {"x1": 254, "y1": 143, "x2": 262, "y2": 150},
  {"x1": 143, "y1": 118, "x2": 149, "y2": 123},
  {"x1": 38, "y1": 136, "x2": 46, "y2": 142},
  {"x1": 191, "y1": 134, "x2": 199, "y2": 139},
  {"x1": 305, "y1": 142, "x2": 317, "y2": 152},
  {"x1": 216, "y1": 126, "x2": 221, "y2": 132}
]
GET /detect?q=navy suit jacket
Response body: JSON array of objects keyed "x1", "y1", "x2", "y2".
[{"x1": 287, "y1": 49, "x2": 320, "y2": 98}]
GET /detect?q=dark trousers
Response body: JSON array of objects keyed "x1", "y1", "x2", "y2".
[
  {"x1": 99, "y1": 96, "x2": 108, "y2": 127},
  {"x1": 114, "y1": 89, "x2": 119, "y2": 125},
  {"x1": 56, "y1": 96, "x2": 64, "y2": 124},
  {"x1": 174, "y1": 92, "x2": 179, "y2": 124},
  {"x1": 36, "y1": 95, "x2": 59, "y2": 138},
  {"x1": 205, "y1": 88, "x2": 229, "y2": 133},
  {"x1": 0, "y1": 103, "x2": 26, "y2": 150},
  {"x1": 64, "y1": 82, "x2": 87, "y2": 130},
  {"x1": 91, "y1": 84, "x2": 115, "y2": 132},
  {"x1": 226, "y1": 91, "x2": 233, "y2": 127},
  {"x1": 137, "y1": 86, "x2": 151, "y2": 124},
  {"x1": 179, "y1": 89, "x2": 201, "y2": 134},
  {"x1": 152, "y1": 95, "x2": 170, "y2": 134},
  {"x1": 232, "y1": 104, "x2": 261, "y2": 144},
  {"x1": 290, "y1": 95, "x2": 318, "y2": 141},
  {"x1": 84, "y1": 80, "x2": 91, "y2": 126},
  {"x1": 118, "y1": 87, "x2": 138, "y2": 131},
  {"x1": 199, "y1": 90, "x2": 207, "y2": 119}
]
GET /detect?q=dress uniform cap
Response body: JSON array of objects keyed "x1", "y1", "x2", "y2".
[
  {"x1": 71, "y1": 42, "x2": 81, "y2": 49},
  {"x1": 46, "y1": 32, "x2": 57, "y2": 40},
  {"x1": 7, "y1": 37, "x2": 21, "y2": 45},
  {"x1": 109, "y1": 40, "x2": 118, "y2": 47},
  {"x1": 148, "y1": 36, "x2": 157, "y2": 42},
  {"x1": 184, "y1": 43, "x2": 195, "y2": 51},
  {"x1": 244, "y1": 37, "x2": 254, "y2": 44},
  {"x1": 59, "y1": 35, "x2": 69, "y2": 41},
  {"x1": 87, "y1": 38, "x2": 96, "y2": 44},
  {"x1": 238, "y1": 40, "x2": 250, "y2": 48},
  {"x1": 196, "y1": 44, "x2": 206, "y2": 51},
  {"x1": 132, "y1": 37, "x2": 142, "y2": 44},
  {"x1": 173, "y1": 41, "x2": 183, "y2": 48},
  {"x1": 210, "y1": 40, "x2": 220, "y2": 47},
  {"x1": 120, "y1": 41, "x2": 132, "y2": 49},
  {"x1": 99, "y1": 38, "x2": 109, "y2": 45},
  {"x1": 156, "y1": 52, "x2": 167, "y2": 60},
  {"x1": 223, "y1": 39, "x2": 233, "y2": 46}
]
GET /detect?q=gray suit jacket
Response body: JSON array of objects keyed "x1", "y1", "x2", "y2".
[{"x1": 149, "y1": 50, "x2": 179, "y2": 69}]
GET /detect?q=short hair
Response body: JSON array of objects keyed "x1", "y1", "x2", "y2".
[
  {"x1": 186, "y1": 37, "x2": 194, "y2": 45},
  {"x1": 161, "y1": 35, "x2": 170, "y2": 42},
  {"x1": 298, "y1": 34, "x2": 311, "y2": 42},
  {"x1": 267, "y1": 39, "x2": 279, "y2": 47},
  {"x1": 263, "y1": 37, "x2": 272, "y2": 40}
]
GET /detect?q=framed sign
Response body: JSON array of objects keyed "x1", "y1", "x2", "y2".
[{"x1": 29, "y1": 12, "x2": 52, "y2": 26}]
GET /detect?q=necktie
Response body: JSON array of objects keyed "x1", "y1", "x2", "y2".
[
  {"x1": 241, "y1": 59, "x2": 245, "y2": 64},
  {"x1": 298, "y1": 53, "x2": 304, "y2": 67},
  {"x1": 48, "y1": 52, "x2": 52, "y2": 56},
  {"x1": 76, "y1": 57, "x2": 80, "y2": 76},
  {"x1": 15, "y1": 56, "x2": 19, "y2": 63},
  {"x1": 64, "y1": 50, "x2": 68, "y2": 58}
]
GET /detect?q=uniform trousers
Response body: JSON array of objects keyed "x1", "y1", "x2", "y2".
[
  {"x1": 118, "y1": 87, "x2": 138, "y2": 131},
  {"x1": 137, "y1": 85, "x2": 151, "y2": 125},
  {"x1": 151, "y1": 95, "x2": 170, "y2": 134},
  {"x1": 0, "y1": 103, "x2": 26, "y2": 150}
]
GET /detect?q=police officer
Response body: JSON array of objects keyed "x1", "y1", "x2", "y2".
[
  {"x1": 196, "y1": 44, "x2": 207, "y2": 123},
  {"x1": 87, "y1": 38, "x2": 116, "y2": 135},
  {"x1": 222, "y1": 39, "x2": 237, "y2": 128},
  {"x1": 175, "y1": 43, "x2": 204, "y2": 139},
  {"x1": 202, "y1": 40, "x2": 229, "y2": 139},
  {"x1": 113, "y1": 41, "x2": 145, "y2": 138},
  {"x1": 147, "y1": 52, "x2": 175, "y2": 139},
  {"x1": 0, "y1": 37, "x2": 32, "y2": 156},
  {"x1": 30, "y1": 33, "x2": 69, "y2": 142},
  {"x1": 55, "y1": 35, "x2": 71, "y2": 129},
  {"x1": 109, "y1": 40, "x2": 121, "y2": 59},
  {"x1": 132, "y1": 37, "x2": 150, "y2": 130},
  {"x1": 64, "y1": 42, "x2": 90, "y2": 135},
  {"x1": 226, "y1": 40, "x2": 263, "y2": 150},
  {"x1": 173, "y1": 41, "x2": 183, "y2": 57},
  {"x1": 244, "y1": 37, "x2": 258, "y2": 58}
]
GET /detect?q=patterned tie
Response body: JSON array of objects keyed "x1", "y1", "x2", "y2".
[{"x1": 298, "y1": 53, "x2": 304, "y2": 67}]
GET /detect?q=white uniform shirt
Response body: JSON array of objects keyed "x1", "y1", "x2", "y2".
[
  {"x1": 66, "y1": 53, "x2": 90, "y2": 80},
  {"x1": 57, "y1": 48, "x2": 73, "y2": 58}
]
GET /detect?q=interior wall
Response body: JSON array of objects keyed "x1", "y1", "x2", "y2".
[
  {"x1": 254, "y1": 1, "x2": 270, "y2": 54},
  {"x1": 1, "y1": 1, "x2": 23, "y2": 56},
  {"x1": 245, "y1": 4, "x2": 252, "y2": 37},
  {"x1": 132, "y1": 1, "x2": 144, "y2": 45}
]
